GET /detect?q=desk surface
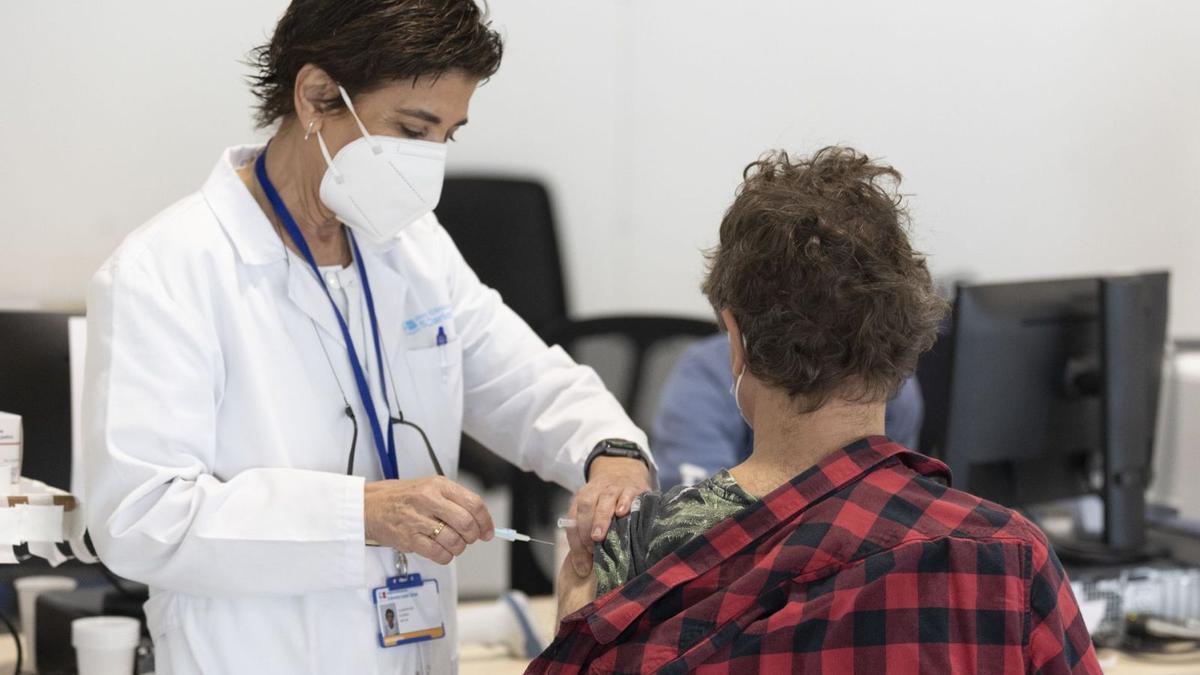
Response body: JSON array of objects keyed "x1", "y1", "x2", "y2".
[{"x1": 0, "y1": 597, "x2": 1193, "y2": 674}]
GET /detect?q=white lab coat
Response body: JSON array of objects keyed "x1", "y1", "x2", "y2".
[{"x1": 82, "y1": 145, "x2": 648, "y2": 674}]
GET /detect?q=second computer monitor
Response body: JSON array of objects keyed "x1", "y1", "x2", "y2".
[{"x1": 941, "y1": 272, "x2": 1168, "y2": 553}]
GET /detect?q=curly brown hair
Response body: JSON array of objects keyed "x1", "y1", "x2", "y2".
[
  {"x1": 703, "y1": 146, "x2": 947, "y2": 412},
  {"x1": 248, "y1": 0, "x2": 504, "y2": 128}
]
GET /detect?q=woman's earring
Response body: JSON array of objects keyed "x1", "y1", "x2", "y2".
[{"x1": 304, "y1": 120, "x2": 317, "y2": 141}]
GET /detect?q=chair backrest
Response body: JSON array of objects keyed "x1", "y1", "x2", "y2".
[
  {"x1": 434, "y1": 176, "x2": 568, "y2": 336},
  {"x1": 546, "y1": 316, "x2": 719, "y2": 431}
]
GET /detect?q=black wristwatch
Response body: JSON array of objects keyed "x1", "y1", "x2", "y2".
[{"x1": 584, "y1": 438, "x2": 656, "y2": 486}]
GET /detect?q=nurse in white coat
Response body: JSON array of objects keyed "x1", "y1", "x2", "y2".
[{"x1": 82, "y1": 2, "x2": 653, "y2": 673}]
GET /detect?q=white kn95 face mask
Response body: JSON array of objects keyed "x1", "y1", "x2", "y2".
[{"x1": 314, "y1": 85, "x2": 447, "y2": 244}]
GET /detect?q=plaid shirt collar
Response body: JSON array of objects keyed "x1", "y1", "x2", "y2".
[{"x1": 581, "y1": 436, "x2": 945, "y2": 644}]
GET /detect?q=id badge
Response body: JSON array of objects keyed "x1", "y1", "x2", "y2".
[{"x1": 373, "y1": 573, "x2": 446, "y2": 648}]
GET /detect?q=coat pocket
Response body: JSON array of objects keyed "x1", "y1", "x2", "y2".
[{"x1": 401, "y1": 338, "x2": 464, "y2": 476}]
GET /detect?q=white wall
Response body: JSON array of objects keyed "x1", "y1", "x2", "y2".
[
  {"x1": 620, "y1": 0, "x2": 1200, "y2": 334},
  {"x1": 0, "y1": 0, "x2": 281, "y2": 310},
  {"x1": 2, "y1": 1, "x2": 1198, "y2": 334}
]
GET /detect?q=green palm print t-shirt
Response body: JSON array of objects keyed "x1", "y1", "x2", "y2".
[{"x1": 593, "y1": 469, "x2": 759, "y2": 597}]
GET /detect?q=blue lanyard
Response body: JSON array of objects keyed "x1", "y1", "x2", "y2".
[{"x1": 254, "y1": 147, "x2": 399, "y2": 480}]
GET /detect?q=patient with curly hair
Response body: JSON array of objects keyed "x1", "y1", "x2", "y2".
[{"x1": 529, "y1": 147, "x2": 1101, "y2": 674}]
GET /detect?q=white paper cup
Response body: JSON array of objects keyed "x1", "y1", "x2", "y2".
[
  {"x1": 72, "y1": 616, "x2": 140, "y2": 675},
  {"x1": 14, "y1": 575, "x2": 79, "y2": 673}
]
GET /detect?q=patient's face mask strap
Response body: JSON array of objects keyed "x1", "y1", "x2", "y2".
[
  {"x1": 729, "y1": 333, "x2": 750, "y2": 389},
  {"x1": 731, "y1": 333, "x2": 751, "y2": 427}
]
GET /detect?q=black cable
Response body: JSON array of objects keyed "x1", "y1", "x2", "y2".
[
  {"x1": 344, "y1": 405, "x2": 358, "y2": 476},
  {"x1": 393, "y1": 416, "x2": 444, "y2": 477},
  {"x1": 377, "y1": 326, "x2": 448, "y2": 478},
  {"x1": 0, "y1": 609, "x2": 22, "y2": 675},
  {"x1": 310, "y1": 307, "x2": 358, "y2": 476}
]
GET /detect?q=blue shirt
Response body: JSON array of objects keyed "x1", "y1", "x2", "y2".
[{"x1": 651, "y1": 334, "x2": 924, "y2": 488}]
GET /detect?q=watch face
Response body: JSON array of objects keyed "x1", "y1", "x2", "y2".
[{"x1": 607, "y1": 440, "x2": 640, "y2": 452}]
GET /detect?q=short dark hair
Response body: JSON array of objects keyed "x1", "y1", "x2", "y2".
[
  {"x1": 702, "y1": 146, "x2": 947, "y2": 411},
  {"x1": 248, "y1": 0, "x2": 504, "y2": 128}
]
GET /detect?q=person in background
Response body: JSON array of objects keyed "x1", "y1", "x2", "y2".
[
  {"x1": 653, "y1": 333, "x2": 924, "y2": 488},
  {"x1": 534, "y1": 147, "x2": 1100, "y2": 673}
]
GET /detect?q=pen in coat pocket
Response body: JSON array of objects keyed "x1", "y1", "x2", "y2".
[{"x1": 436, "y1": 326, "x2": 448, "y2": 380}]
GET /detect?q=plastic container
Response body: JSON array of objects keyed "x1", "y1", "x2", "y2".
[
  {"x1": 72, "y1": 616, "x2": 141, "y2": 675},
  {"x1": 15, "y1": 575, "x2": 78, "y2": 673}
]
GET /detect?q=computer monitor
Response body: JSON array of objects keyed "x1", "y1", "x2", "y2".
[
  {"x1": 0, "y1": 311, "x2": 79, "y2": 491},
  {"x1": 936, "y1": 272, "x2": 1169, "y2": 559}
]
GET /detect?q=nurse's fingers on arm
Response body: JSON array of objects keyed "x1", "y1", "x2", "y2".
[
  {"x1": 440, "y1": 480, "x2": 495, "y2": 541},
  {"x1": 589, "y1": 487, "x2": 621, "y2": 542},
  {"x1": 433, "y1": 501, "x2": 480, "y2": 544}
]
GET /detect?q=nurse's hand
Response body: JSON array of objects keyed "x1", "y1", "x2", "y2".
[
  {"x1": 364, "y1": 477, "x2": 495, "y2": 565},
  {"x1": 564, "y1": 457, "x2": 652, "y2": 577}
]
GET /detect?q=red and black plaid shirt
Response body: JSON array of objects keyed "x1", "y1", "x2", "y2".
[{"x1": 528, "y1": 437, "x2": 1100, "y2": 674}]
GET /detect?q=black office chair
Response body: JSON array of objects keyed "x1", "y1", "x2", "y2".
[{"x1": 434, "y1": 176, "x2": 568, "y2": 338}]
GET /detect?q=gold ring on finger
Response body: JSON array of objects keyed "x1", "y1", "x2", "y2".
[{"x1": 431, "y1": 520, "x2": 447, "y2": 539}]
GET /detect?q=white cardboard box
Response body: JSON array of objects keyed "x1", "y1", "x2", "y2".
[{"x1": 0, "y1": 412, "x2": 22, "y2": 495}]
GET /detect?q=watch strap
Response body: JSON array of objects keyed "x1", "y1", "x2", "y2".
[{"x1": 584, "y1": 438, "x2": 656, "y2": 486}]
